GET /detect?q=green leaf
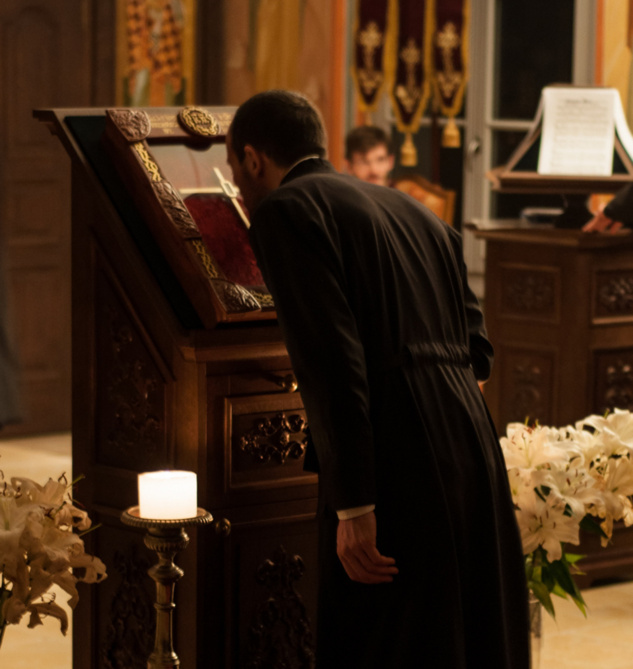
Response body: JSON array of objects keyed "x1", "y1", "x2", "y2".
[
  {"x1": 564, "y1": 552, "x2": 586, "y2": 566},
  {"x1": 529, "y1": 580, "x2": 556, "y2": 619},
  {"x1": 549, "y1": 559, "x2": 578, "y2": 597},
  {"x1": 579, "y1": 515, "x2": 608, "y2": 538}
]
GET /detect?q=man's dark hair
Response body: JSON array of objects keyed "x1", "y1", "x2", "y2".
[
  {"x1": 345, "y1": 125, "x2": 392, "y2": 160},
  {"x1": 229, "y1": 90, "x2": 327, "y2": 167}
]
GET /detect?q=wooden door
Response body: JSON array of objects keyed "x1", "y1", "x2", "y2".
[{"x1": 0, "y1": 0, "x2": 92, "y2": 434}]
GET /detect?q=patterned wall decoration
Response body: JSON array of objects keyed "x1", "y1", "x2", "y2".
[
  {"x1": 116, "y1": 0, "x2": 197, "y2": 106},
  {"x1": 498, "y1": 262, "x2": 560, "y2": 322}
]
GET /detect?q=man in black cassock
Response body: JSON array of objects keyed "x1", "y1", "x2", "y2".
[{"x1": 227, "y1": 90, "x2": 530, "y2": 668}]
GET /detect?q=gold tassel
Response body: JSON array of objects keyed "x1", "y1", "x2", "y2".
[
  {"x1": 400, "y1": 132, "x2": 417, "y2": 166},
  {"x1": 442, "y1": 118, "x2": 460, "y2": 148},
  {"x1": 364, "y1": 110, "x2": 373, "y2": 125}
]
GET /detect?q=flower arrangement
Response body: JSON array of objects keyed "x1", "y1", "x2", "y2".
[
  {"x1": 0, "y1": 472, "x2": 107, "y2": 648},
  {"x1": 500, "y1": 409, "x2": 633, "y2": 618}
]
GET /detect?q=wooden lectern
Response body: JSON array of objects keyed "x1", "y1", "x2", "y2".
[
  {"x1": 36, "y1": 107, "x2": 318, "y2": 668},
  {"x1": 487, "y1": 85, "x2": 633, "y2": 228},
  {"x1": 471, "y1": 220, "x2": 633, "y2": 586}
]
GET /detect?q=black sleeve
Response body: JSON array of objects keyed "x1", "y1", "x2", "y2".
[
  {"x1": 449, "y1": 227, "x2": 494, "y2": 380},
  {"x1": 604, "y1": 184, "x2": 633, "y2": 227},
  {"x1": 249, "y1": 194, "x2": 377, "y2": 512}
]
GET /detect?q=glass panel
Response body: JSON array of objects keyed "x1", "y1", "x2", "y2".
[
  {"x1": 493, "y1": 0, "x2": 574, "y2": 121},
  {"x1": 149, "y1": 140, "x2": 231, "y2": 192},
  {"x1": 490, "y1": 130, "x2": 568, "y2": 219}
]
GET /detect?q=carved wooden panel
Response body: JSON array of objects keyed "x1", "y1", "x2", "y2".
[
  {"x1": 101, "y1": 545, "x2": 155, "y2": 669},
  {"x1": 593, "y1": 270, "x2": 633, "y2": 322},
  {"x1": 95, "y1": 269, "x2": 171, "y2": 471},
  {"x1": 227, "y1": 392, "x2": 315, "y2": 491},
  {"x1": 228, "y1": 517, "x2": 319, "y2": 669},
  {"x1": 244, "y1": 546, "x2": 316, "y2": 669},
  {"x1": 593, "y1": 348, "x2": 633, "y2": 414},
  {"x1": 89, "y1": 517, "x2": 156, "y2": 669},
  {"x1": 497, "y1": 262, "x2": 560, "y2": 323},
  {"x1": 498, "y1": 347, "x2": 556, "y2": 426}
]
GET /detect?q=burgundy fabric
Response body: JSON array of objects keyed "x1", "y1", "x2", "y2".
[{"x1": 184, "y1": 194, "x2": 264, "y2": 287}]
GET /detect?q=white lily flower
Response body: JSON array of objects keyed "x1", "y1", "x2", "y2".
[
  {"x1": 0, "y1": 472, "x2": 106, "y2": 641},
  {"x1": 515, "y1": 493, "x2": 580, "y2": 561}
]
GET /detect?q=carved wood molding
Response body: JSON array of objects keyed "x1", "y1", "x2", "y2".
[
  {"x1": 595, "y1": 350, "x2": 633, "y2": 413},
  {"x1": 245, "y1": 545, "x2": 316, "y2": 668},
  {"x1": 239, "y1": 412, "x2": 308, "y2": 465},
  {"x1": 499, "y1": 348, "x2": 554, "y2": 426},
  {"x1": 95, "y1": 272, "x2": 168, "y2": 469},
  {"x1": 109, "y1": 109, "x2": 151, "y2": 141},
  {"x1": 102, "y1": 547, "x2": 154, "y2": 669},
  {"x1": 503, "y1": 275, "x2": 555, "y2": 313},
  {"x1": 498, "y1": 263, "x2": 559, "y2": 321},
  {"x1": 509, "y1": 361, "x2": 545, "y2": 422},
  {"x1": 103, "y1": 302, "x2": 164, "y2": 457},
  {"x1": 215, "y1": 279, "x2": 262, "y2": 313},
  {"x1": 596, "y1": 273, "x2": 633, "y2": 316},
  {"x1": 153, "y1": 181, "x2": 201, "y2": 239}
]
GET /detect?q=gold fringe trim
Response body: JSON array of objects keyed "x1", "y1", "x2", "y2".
[{"x1": 400, "y1": 132, "x2": 418, "y2": 166}]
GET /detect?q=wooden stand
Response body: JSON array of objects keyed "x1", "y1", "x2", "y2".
[
  {"x1": 36, "y1": 108, "x2": 318, "y2": 668},
  {"x1": 472, "y1": 220, "x2": 633, "y2": 585}
]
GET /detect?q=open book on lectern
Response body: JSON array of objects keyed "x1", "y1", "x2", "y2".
[{"x1": 488, "y1": 85, "x2": 633, "y2": 195}]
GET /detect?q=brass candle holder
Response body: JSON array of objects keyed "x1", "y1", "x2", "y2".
[{"x1": 121, "y1": 506, "x2": 213, "y2": 668}]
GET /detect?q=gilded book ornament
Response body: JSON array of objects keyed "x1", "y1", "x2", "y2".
[
  {"x1": 133, "y1": 143, "x2": 162, "y2": 182},
  {"x1": 178, "y1": 106, "x2": 220, "y2": 137}
]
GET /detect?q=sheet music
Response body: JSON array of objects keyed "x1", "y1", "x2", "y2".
[
  {"x1": 537, "y1": 87, "x2": 615, "y2": 176},
  {"x1": 613, "y1": 92, "x2": 633, "y2": 159}
]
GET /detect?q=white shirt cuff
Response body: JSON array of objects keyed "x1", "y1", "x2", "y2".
[{"x1": 336, "y1": 504, "x2": 376, "y2": 520}]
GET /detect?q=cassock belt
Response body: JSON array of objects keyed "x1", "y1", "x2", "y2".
[{"x1": 376, "y1": 341, "x2": 472, "y2": 373}]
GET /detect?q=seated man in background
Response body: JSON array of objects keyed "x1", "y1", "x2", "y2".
[{"x1": 344, "y1": 125, "x2": 394, "y2": 187}]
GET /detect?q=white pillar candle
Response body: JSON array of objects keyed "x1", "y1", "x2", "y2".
[{"x1": 138, "y1": 470, "x2": 198, "y2": 520}]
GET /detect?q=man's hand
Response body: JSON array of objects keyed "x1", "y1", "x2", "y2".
[
  {"x1": 582, "y1": 210, "x2": 624, "y2": 234},
  {"x1": 336, "y1": 511, "x2": 398, "y2": 584}
]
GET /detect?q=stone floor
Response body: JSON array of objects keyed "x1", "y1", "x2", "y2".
[
  {"x1": 541, "y1": 579, "x2": 633, "y2": 669},
  {"x1": 0, "y1": 433, "x2": 73, "y2": 667},
  {"x1": 2, "y1": 432, "x2": 633, "y2": 667}
]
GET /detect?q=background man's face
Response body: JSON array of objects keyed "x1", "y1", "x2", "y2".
[{"x1": 346, "y1": 144, "x2": 394, "y2": 187}]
